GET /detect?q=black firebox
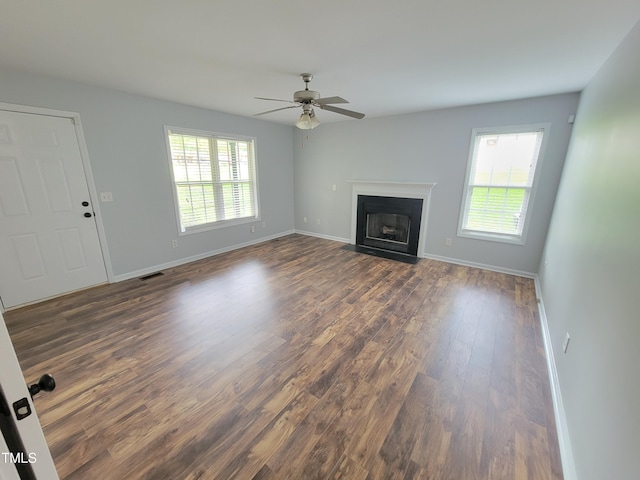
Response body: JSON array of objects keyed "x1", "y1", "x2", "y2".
[{"x1": 355, "y1": 195, "x2": 423, "y2": 257}]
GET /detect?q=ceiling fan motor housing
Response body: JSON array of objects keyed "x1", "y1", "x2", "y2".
[{"x1": 294, "y1": 89, "x2": 320, "y2": 104}]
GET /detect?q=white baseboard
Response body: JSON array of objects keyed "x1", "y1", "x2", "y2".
[
  {"x1": 421, "y1": 252, "x2": 536, "y2": 278},
  {"x1": 294, "y1": 230, "x2": 350, "y2": 244},
  {"x1": 112, "y1": 230, "x2": 295, "y2": 282},
  {"x1": 292, "y1": 235, "x2": 537, "y2": 279},
  {"x1": 534, "y1": 276, "x2": 577, "y2": 480}
]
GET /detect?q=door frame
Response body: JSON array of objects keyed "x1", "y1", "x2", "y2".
[{"x1": 0, "y1": 102, "x2": 113, "y2": 311}]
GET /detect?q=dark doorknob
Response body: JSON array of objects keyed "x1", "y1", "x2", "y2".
[
  {"x1": 84, "y1": 212, "x2": 92, "y2": 218},
  {"x1": 28, "y1": 374, "x2": 56, "y2": 398}
]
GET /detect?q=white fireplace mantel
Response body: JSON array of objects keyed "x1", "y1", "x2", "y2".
[{"x1": 348, "y1": 180, "x2": 436, "y2": 257}]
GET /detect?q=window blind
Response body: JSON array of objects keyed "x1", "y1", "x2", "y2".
[
  {"x1": 167, "y1": 130, "x2": 257, "y2": 232},
  {"x1": 460, "y1": 129, "x2": 544, "y2": 240}
]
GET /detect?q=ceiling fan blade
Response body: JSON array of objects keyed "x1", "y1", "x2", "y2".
[
  {"x1": 253, "y1": 105, "x2": 299, "y2": 116},
  {"x1": 255, "y1": 97, "x2": 295, "y2": 104},
  {"x1": 318, "y1": 104, "x2": 365, "y2": 119},
  {"x1": 315, "y1": 96, "x2": 348, "y2": 105}
]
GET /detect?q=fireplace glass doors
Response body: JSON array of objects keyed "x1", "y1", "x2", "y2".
[
  {"x1": 356, "y1": 195, "x2": 423, "y2": 256},
  {"x1": 366, "y1": 213, "x2": 410, "y2": 246}
]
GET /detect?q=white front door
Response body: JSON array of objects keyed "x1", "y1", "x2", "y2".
[
  {"x1": 0, "y1": 311, "x2": 59, "y2": 479},
  {"x1": 0, "y1": 109, "x2": 107, "y2": 308}
]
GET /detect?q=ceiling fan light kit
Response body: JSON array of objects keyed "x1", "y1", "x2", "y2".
[
  {"x1": 254, "y1": 73, "x2": 365, "y2": 129},
  {"x1": 296, "y1": 110, "x2": 320, "y2": 130}
]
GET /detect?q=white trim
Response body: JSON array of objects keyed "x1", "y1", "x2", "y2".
[
  {"x1": 71, "y1": 112, "x2": 115, "y2": 281},
  {"x1": 294, "y1": 230, "x2": 350, "y2": 244},
  {"x1": 0, "y1": 102, "x2": 114, "y2": 283},
  {"x1": 294, "y1": 231, "x2": 537, "y2": 279},
  {"x1": 112, "y1": 230, "x2": 294, "y2": 282},
  {"x1": 348, "y1": 181, "x2": 436, "y2": 257},
  {"x1": 2, "y1": 282, "x2": 108, "y2": 312},
  {"x1": 421, "y1": 252, "x2": 536, "y2": 278},
  {"x1": 533, "y1": 276, "x2": 577, "y2": 480},
  {"x1": 178, "y1": 215, "x2": 259, "y2": 235},
  {"x1": 164, "y1": 125, "x2": 257, "y2": 143},
  {"x1": 457, "y1": 228, "x2": 528, "y2": 246},
  {"x1": 457, "y1": 124, "x2": 551, "y2": 246},
  {"x1": 163, "y1": 125, "x2": 261, "y2": 236},
  {"x1": 0, "y1": 102, "x2": 79, "y2": 119}
]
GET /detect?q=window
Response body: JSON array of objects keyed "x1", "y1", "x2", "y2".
[
  {"x1": 458, "y1": 125, "x2": 548, "y2": 244},
  {"x1": 165, "y1": 127, "x2": 258, "y2": 233}
]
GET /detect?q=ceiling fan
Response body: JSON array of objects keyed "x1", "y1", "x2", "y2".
[{"x1": 253, "y1": 73, "x2": 365, "y2": 129}]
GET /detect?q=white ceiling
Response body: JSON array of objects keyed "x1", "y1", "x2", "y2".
[{"x1": 2, "y1": 1, "x2": 640, "y2": 126}]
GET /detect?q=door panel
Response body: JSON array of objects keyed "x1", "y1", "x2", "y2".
[
  {"x1": 0, "y1": 110, "x2": 107, "y2": 308},
  {"x1": 10, "y1": 234, "x2": 46, "y2": 280},
  {"x1": 38, "y1": 158, "x2": 74, "y2": 212},
  {"x1": 0, "y1": 158, "x2": 30, "y2": 216},
  {"x1": 56, "y1": 228, "x2": 87, "y2": 271}
]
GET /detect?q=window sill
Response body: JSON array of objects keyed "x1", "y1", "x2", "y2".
[
  {"x1": 457, "y1": 229, "x2": 525, "y2": 245},
  {"x1": 179, "y1": 216, "x2": 259, "y2": 236}
]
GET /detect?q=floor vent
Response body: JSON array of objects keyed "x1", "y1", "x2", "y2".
[{"x1": 140, "y1": 272, "x2": 164, "y2": 281}]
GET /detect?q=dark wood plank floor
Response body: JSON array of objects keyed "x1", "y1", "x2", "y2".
[{"x1": 4, "y1": 234, "x2": 563, "y2": 479}]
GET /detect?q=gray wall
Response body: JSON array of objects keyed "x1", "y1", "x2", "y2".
[
  {"x1": 0, "y1": 66, "x2": 577, "y2": 278},
  {"x1": 539, "y1": 21, "x2": 640, "y2": 480},
  {"x1": 0, "y1": 67, "x2": 295, "y2": 278},
  {"x1": 293, "y1": 93, "x2": 579, "y2": 274}
]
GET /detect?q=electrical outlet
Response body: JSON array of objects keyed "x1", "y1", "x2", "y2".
[
  {"x1": 316, "y1": 218, "x2": 321, "y2": 225},
  {"x1": 445, "y1": 237, "x2": 453, "y2": 246},
  {"x1": 563, "y1": 332, "x2": 571, "y2": 353},
  {"x1": 250, "y1": 225, "x2": 256, "y2": 233},
  {"x1": 100, "y1": 192, "x2": 113, "y2": 202},
  {"x1": 171, "y1": 239, "x2": 178, "y2": 248},
  {"x1": 332, "y1": 184, "x2": 337, "y2": 191},
  {"x1": 303, "y1": 217, "x2": 307, "y2": 223}
]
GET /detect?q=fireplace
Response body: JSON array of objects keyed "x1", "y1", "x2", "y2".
[
  {"x1": 367, "y1": 213, "x2": 409, "y2": 245},
  {"x1": 356, "y1": 195, "x2": 422, "y2": 256},
  {"x1": 348, "y1": 181, "x2": 436, "y2": 263}
]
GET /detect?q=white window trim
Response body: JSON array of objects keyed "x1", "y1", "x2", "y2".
[
  {"x1": 457, "y1": 123, "x2": 550, "y2": 245},
  {"x1": 164, "y1": 125, "x2": 260, "y2": 236}
]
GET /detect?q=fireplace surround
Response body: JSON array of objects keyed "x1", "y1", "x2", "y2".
[
  {"x1": 348, "y1": 181, "x2": 436, "y2": 261},
  {"x1": 356, "y1": 195, "x2": 423, "y2": 256}
]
